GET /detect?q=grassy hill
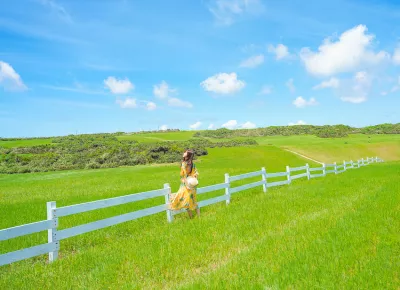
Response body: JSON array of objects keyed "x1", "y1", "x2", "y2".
[
  {"x1": 0, "y1": 155, "x2": 398, "y2": 288},
  {"x1": 0, "y1": 138, "x2": 53, "y2": 148}
]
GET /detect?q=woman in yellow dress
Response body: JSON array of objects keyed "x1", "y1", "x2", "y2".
[{"x1": 170, "y1": 149, "x2": 200, "y2": 218}]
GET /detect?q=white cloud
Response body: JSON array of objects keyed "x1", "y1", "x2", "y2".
[
  {"x1": 293, "y1": 96, "x2": 318, "y2": 108},
  {"x1": 288, "y1": 120, "x2": 307, "y2": 126},
  {"x1": 286, "y1": 78, "x2": 295, "y2": 93},
  {"x1": 241, "y1": 121, "x2": 256, "y2": 129},
  {"x1": 267, "y1": 44, "x2": 290, "y2": 60},
  {"x1": 208, "y1": 0, "x2": 264, "y2": 26},
  {"x1": 340, "y1": 96, "x2": 367, "y2": 103},
  {"x1": 0, "y1": 61, "x2": 27, "y2": 91},
  {"x1": 239, "y1": 54, "x2": 264, "y2": 68},
  {"x1": 222, "y1": 120, "x2": 238, "y2": 129},
  {"x1": 259, "y1": 85, "x2": 272, "y2": 95},
  {"x1": 104, "y1": 77, "x2": 134, "y2": 94},
  {"x1": 313, "y1": 77, "x2": 340, "y2": 90},
  {"x1": 153, "y1": 81, "x2": 192, "y2": 108},
  {"x1": 146, "y1": 102, "x2": 157, "y2": 111},
  {"x1": 160, "y1": 125, "x2": 168, "y2": 131},
  {"x1": 201, "y1": 73, "x2": 245, "y2": 94},
  {"x1": 300, "y1": 25, "x2": 389, "y2": 77},
  {"x1": 116, "y1": 97, "x2": 137, "y2": 109},
  {"x1": 167, "y1": 97, "x2": 193, "y2": 108},
  {"x1": 208, "y1": 123, "x2": 215, "y2": 129},
  {"x1": 153, "y1": 81, "x2": 176, "y2": 99},
  {"x1": 189, "y1": 121, "x2": 202, "y2": 130},
  {"x1": 116, "y1": 98, "x2": 157, "y2": 110},
  {"x1": 339, "y1": 71, "x2": 370, "y2": 104},
  {"x1": 393, "y1": 46, "x2": 400, "y2": 65}
]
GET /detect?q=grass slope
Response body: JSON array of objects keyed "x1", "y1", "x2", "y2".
[
  {"x1": 0, "y1": 159, "x2": 398, "y2": 288},
  {"x1": 116, "y1": 131, "x2": 195, "y2": 143},
  {"x1": 213, "y1": 134, "x2": 400, "y2": 163}
]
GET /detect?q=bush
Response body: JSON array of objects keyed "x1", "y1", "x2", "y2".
[{"x1": 0, "y1": 135, "x2": 257, "y2": 174}]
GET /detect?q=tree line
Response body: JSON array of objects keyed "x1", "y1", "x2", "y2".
[{"x1": 194, "y1": 123, "x2": 400, "y2": 139}]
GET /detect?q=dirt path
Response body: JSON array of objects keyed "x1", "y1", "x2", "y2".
[{"x1": 284, "y1": 149, "x2": 324, "y2": 164}]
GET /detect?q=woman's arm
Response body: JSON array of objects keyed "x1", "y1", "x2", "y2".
[{"x1": 181, "y1": 162, "x2": 188, "y2": 183}]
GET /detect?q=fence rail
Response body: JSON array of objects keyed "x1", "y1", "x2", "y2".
[{"x1": 0, "y1": 156, "x2": 384, "y2": 267}]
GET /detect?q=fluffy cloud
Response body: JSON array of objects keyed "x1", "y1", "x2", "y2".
[
  {"x1": 208, "y1": 123, "x2": 215, "y2": 129},
  {"x1": 286, "y1": 78, "x2": 295, "y2": 93},
  {"x1": 259, "y1": 85, "x2": 272, "y2": 95},
  {"x1": 116, "y1": 98, "x2": 157, "y2": 110},
  {"x1": 167, "y1": 98, "x2": 193, "y2": 108},
  {"x1": 189, "y1": 121, "x2": 202, "y2": 130},
  {"x1": 146, "y1": 102, "x2": 157, "y2": 111},
  {"x1": 116, "y1": 98, "x2": 137, "y2": 109},
  {"x1": 300, "y1": 25, "x2": 389, "y2": 76},
  {"x1": 239, "y1": 54, "x2": 264, "y2": 68},
  {"x1": 201, "y1": 73, "x2": 245, "y2": 94},
  {"x1": 293, "y1": 96, "x2": 318, "y2": 108},
  {"x1": 153, "y1": 81, "x2": 193, "y2": 108},
  {"x1": 208, "y1": 0, "x2": 264, "y2": 26},
  {"x1": 104, "y1": 77, "x2": 134, "y2": 94},
  {"x1": 222, "y1": 120, "x2": 238, "y2": 129},
  {"x1": 241, "y1": 121, "x2": 256, "y2": 129},
  {"x1": 153, "y1": 81, "x2": 176, "y2": 99},
  {"x1": 0, "y1": 61, "x2": 27, "y2": 91},
  {"x1": 160, "y1": 125, "x2": 168, "y2": 131},
  {"x1": 288, "y1": 120, "x2": 307, "y2": 126},
  {"x1": 313, "y1": 77, "x2": 340, "y2": 90},
  {"x1": 340, "y1": 96, "x2": 366, "y2": 103},
  {"x1": 339, "y1": 71, "x2": 370, "y2": 104},
  {"x1": 267, "y1": 44, "x2": 290, "y2": 60}
]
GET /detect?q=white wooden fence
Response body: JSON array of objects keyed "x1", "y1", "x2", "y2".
[{"x1": 0, "y1": 156, "x2": 384, "y2": 267}]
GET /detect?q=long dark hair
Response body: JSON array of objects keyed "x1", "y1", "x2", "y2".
[{"x1": 182, "y1": 149, "x2": 194, "y2": 173}]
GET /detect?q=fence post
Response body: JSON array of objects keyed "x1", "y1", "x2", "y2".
[
  {"x1": 375, "y1": 156, "x2": 378, "y2": 162},
  {"x1": 361, "y1": 158, "x2": 365, "y2": 166},
  {"x1": 322, "y1": 163, "x2": 326, "y2": 176},
  {"x1": 286, "y1": 166, "x2": 291, "y2": 184},
  {"x1": 343, "y1": 160, "x2": 346, "y2": 171},
  {"x1": 306, "y1": 163, "x2": 310, "y2": 180},
  {"x1": 261, "y1": 167, "x2": 267, "y2": 193},
  {"x1": 164, "y1": 183, "x2": 173, "y2": 223},
  {"x1": 334, "y1": 162, "x2": 337, "y2": 174},
  {"x1": 47, "y1": 201, "x2": 59, "y2": 263},
  {"x1": 225, "y1": 173, "x2": 231, "y2": 205}
]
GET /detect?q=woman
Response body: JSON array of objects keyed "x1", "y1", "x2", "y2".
[{"x1": 169, "y1": 149, "x2": 200, "y2": 218}]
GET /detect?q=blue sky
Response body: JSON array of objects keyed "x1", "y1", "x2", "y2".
[{"x1": 0, "y1": 0, "x2": 400, "y2": 137}]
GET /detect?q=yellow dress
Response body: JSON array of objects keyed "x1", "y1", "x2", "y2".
[{"x1": 169, "y1": 161, "x2": 199, "y2": 211}]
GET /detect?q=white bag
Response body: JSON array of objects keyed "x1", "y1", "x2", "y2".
[{"x1": 186, "y1": 176, "x2": 198, "y2": 189}]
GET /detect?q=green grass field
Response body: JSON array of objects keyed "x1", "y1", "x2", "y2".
[
  {"x1": 116, "y1": 131, "x2": 196, "y2": 143},
  {"x1": 0, "y1": 138, "x2": 54, "y2": 148},
  {"x1": 251, "y1": 134, "x2": 400, "y2": 163},
  {"x1": 0, "y1": 145, "x2": 399, "y2": 289}
]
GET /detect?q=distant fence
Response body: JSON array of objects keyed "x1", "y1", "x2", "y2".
[{"x1": 0, "y1": 156, "x2": 384, "y2": 267}]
